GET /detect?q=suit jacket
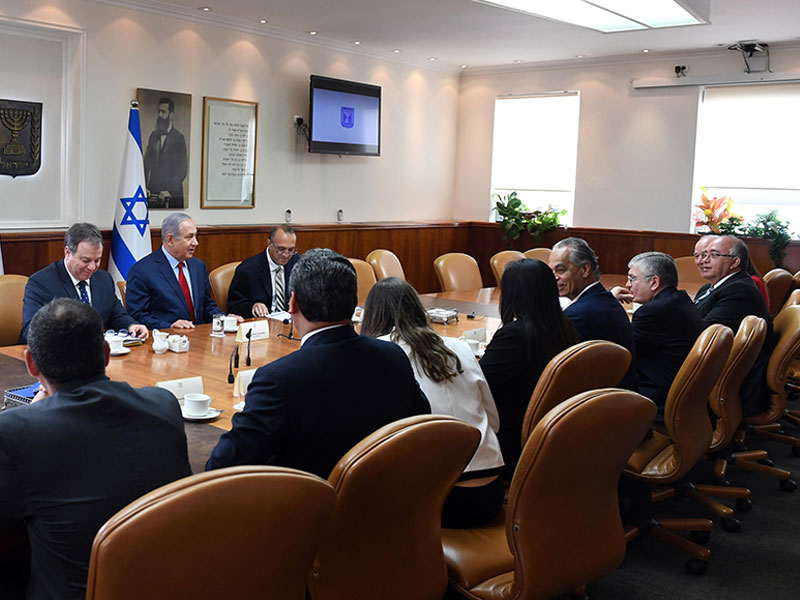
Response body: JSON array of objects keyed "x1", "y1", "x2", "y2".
[
  {"x1": 126, "y1": 249, "x2": 221, "y2": 329},
  {"x1": 633, "y1": 286, "x2": 705, "y2": 410},
  {"x1": 0, "y1": 376, "x2": 191, "y2": 600},
  {"x1": 206, "y1": 325, "x2": 431, "y2": 478},
  {"x1": 227, "y1": 251, "x2": 299, "y2": 317},
  {"x1": 564, "y1": 282, "x2": 639, "y2": 391},
  {"x1": 19, "y1": 261, "x2": 135, "y2": 344},
  {"x1": 695, "y1": 270, "x2": 774, "y2": 415},
  {"x1": 143, "y1": 127, "x2": 187, "y2": 207}
]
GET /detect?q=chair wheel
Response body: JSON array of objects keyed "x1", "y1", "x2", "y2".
[
  {"x1": 685, "y1": 558, "x2": 708, "y2": 575},
  {"x1": 780, "y1": 478, "x2": 797, "y2": 492},
  {"x1": 757, "y1": 458, "x2": 774, "y2": 467},
  {"x1": 721, "y1": 517, "x2": 741, "y2": 532},
  {"x1": 736, "y1": 497, "x2": 753, "y2": 512},
  {"x1": 792, "y1": 446, "x2": 800, "y2": 457},
  {"x1": 689, "y1": 530, "x2": 710, "y2": 544}
]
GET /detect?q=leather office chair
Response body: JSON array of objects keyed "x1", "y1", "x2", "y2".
[
  {"x1": 366, "y1": 249, "x2": 406, "y2": 281},
  {"x1": 442, "y1": 389, "x2": 656, "y2": 600},
  {"x1": 674, "y1": 255, "x2": 706, "y2": 287},
  {"x1": 433, "y1": 253, "x2": 482, "y2": 292},
  {"x1": 347, "y1": 258, "x2": 378, "y2": 306},
  {"x1": 623, "y1": 324, "x2": 732, "y2": 575},
  {"x1": 489, "y1": 250, "x2": 524, "y2": 286},
  {"x1": 781, "y1": 288, "x2": 800, "y2": 313},
  {"x1": 116, "y1": 280, "x2": 126, "y2": 308},
  {"x1": 310, "y1": 415, "x2": 480, "y2": 600},
  {"x1": 208, "y1": 261, "x2": 240, "y2": 313},
  {"x1": 763, "y1": 268, "x2": 795, "y2": 316},
  {"x1": 520, "y1": 340, "x2": 632, "y2": 445},
  {"x1": 87, "y1": 466, "x2": 335, "y2": 600},
  {"x1": 0, "y1": 274, "x2": 28, "y2": 346},
  {"x1": 523, "y1": 247, "x2": 551, "y2": 263}
]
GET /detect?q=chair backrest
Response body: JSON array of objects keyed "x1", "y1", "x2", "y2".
[
  {"x1": 763, "y1": 305, "x2": 800, "y2": 421},
  {"x1": 507, "y1": 389, "x2": 655, "y2": 600},
  {"x1": 116, "y1": 280, "x2": 126, "y2": 308},
  {"x1": 674, "y1": 255, "x2": 706, "y2": 286},
  {"x1": 520, "y1": 340, "x2": 632, "y2": 444},
  {"x1": 763, "y1": 268, "x2": 795, "y2": 316},
  {"x1": 433, "y1": 253, "x2": 482, "y2": 292},
  {"x1": 661, "y1": 324, "x2": 733, "y2": 478},
  {"x1": 489, "y1": 250, "x2": 524, "y2": 286},
  {"x1": 87, "y1": 466, "x2": 335, "y2": 600},
  {"x1": 524, "y1": 248, "x2": 551, "y2": 263},
  {"x1": 708, "y1": 316, "x2": 767, "y2": 451},
  {"x1": 348, "y1": 258, "x2": 378, "y2": 306},
  {"x1": 0, "y1": 274, "x2": 28, "y2": 346},
  {"x1": 366, "y1": 249, "x2": 406, "y2": 281},
  {"x1": 208, "y1": 261, "x2": 241, "y2": 313},
  {"x1": 310, "y1": 415, "x2": 480, "y2": 600},
  {"x1": 781, "y1": 288, "x2": 800, "y2": 313}
]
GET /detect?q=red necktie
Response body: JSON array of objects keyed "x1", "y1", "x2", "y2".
[{"x1": 178, "y1": 262, "x2": 196, "y2": 323}]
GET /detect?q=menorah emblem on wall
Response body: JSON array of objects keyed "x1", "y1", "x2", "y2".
[{"x1": 0, "y1": 107, "x2": 31, "y2": 156}]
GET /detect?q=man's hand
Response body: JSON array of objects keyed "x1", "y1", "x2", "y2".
[
  {"x1": 251, "y1": 303, "x2": 269, "y2": 318},
  {"x1": 610, "y1": 286, "x2": 634, "y2": 304},
  {"x1": 32, "y1": 386, "x2": 49, "y2": 403},
  {"x1": 128, "y1": 324, "x2": 149, "y2": 339},
  {"x1": 171, "y1": 319, "x2": 195, "y2": 329},
  {"x1": 228, "y1": 314, "x2": 244, "y2": 323}
]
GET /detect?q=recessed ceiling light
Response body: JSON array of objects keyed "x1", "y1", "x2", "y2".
[
  {"x1": 461, "y1": 64, "x2": 468, "y2": 69},
  {"x1": 308, "y1": 31, "x2": 318, "y2": 36},
  {"x1": 514, "y1": 59, "x2": 524, "y2": 63},
  {"x1": 429, "y1": 57, "x2": 437, "y2": 61},
  {"x1": 642, "y1": 48, "x2": 651, "y2": 53},
  {"x1": 392, "y1": 49, "x2": 401, "y2": 54},
  {"x1": 259, "y1": 19, "x2": 267, "y2": 24},
  {"x1": 576, "y1": 54, "x2": 585, "y2": 58},
  {"x1": 199, "y1": 6, "x2": 211, "y2": 12},
  {"x1": 352, "y1": 40, "x2": 361, "y2": 45}
]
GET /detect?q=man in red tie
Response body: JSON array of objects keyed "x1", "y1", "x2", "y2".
[{"x1": 126, "y1": 213, "x2": 242, "y2": 329}]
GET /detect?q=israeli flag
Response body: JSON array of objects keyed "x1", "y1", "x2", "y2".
[{"x1": 109, "y1": 102, "x2": 151, "y2": 288}]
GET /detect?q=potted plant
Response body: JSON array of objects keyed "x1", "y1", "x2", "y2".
[{"x1": 493, "y1": 191, "x2": 566, "y2": 246}]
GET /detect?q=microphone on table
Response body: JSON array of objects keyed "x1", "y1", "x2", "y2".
[
  {"x1": 227, "y1": 344, "x2": 239, "y2": 384},
  {"x1": 245, "y1": 329, "x2": 252, "y2": 367},
  {"x1": 278, "y1": 318, "x2": 298, "y2": 341}
]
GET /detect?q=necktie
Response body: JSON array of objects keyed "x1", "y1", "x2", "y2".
[
  {"x1": 178, "y1": 262, "x2": 196, "y2": 323},
  {"x1": 77, "y1": 281, "x2": 90, "y2": 305},
  {"x1": 274, "y1": 266, "x2": 286, "y2": 312}
]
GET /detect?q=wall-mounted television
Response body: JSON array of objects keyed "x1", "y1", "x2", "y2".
[{"x1": 309, "y1": 75, "x2": 381, "y2": 156}]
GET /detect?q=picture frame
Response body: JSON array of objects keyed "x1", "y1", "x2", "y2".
[
  {"x1": 201, "y1": 97, "x2": 258, "y2": 209},
  {"x1": 136, "y1": 88, "x2": 191, "y2": 209}
]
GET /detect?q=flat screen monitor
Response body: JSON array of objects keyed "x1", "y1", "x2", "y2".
[{"x1": 309, "y1": 75, "x2": 381, "y2": 156}]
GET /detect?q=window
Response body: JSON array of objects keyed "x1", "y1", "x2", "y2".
[
  {"x1": 490, "y1": 92, "x2": 580, "y2": 226},
  {"x1": 692, "y1": 83, "x2": 800, "y2": 233}
]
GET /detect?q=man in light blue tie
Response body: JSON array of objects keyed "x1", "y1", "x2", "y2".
[{"x1": 19, "y1": 223, "x2": 148, "y2": 343}]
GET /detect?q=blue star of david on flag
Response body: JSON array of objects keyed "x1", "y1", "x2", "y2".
[{"x1": 119, "y1": 185, "x2": 150, "y2": 236}]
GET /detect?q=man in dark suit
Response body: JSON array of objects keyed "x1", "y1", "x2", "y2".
[
  {"x1": 0, "y1": 298, "x2": 191, "y2": 599},
  {"x1": 19, "y1": 222, "x2": 147, "y2": 344},
  {"x1": 693, "y1": 235, "x2": 773, "y2": 415},
  {"x1": 611, "y1": 252, "x2": 705, "y2": 416},
  {"x1": 127, "y1": 213, "x2": 242, "y2": 329},
  {"x1": 206, "y1": 248, "x2": 430, "y2": 478},
  {"x1": 549, "y1": 237, "x2": 638, "y2": 390},
  {"x1": 144, "y1": 97, "x2": 187, "y2": 209},
  {"x1": 227, "y1": 225, "x2": 300, "y2": 317}
]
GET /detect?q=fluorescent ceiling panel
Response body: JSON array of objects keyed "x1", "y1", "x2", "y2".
[{"x1": 590, "y1": 0, "x2": 703, "y2": 28}]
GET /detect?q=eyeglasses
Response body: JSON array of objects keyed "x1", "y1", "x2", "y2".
[
  {"x1": 627, "y1": 274, "x2": 653, "y2": 283},
  {"x1": 271, "y1": 243, "x2": 297, "y2": 256},
  {"x1": 693, "y1": 251, "x2": 733, "y2": 260}
]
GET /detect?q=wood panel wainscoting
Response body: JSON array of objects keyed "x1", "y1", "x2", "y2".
[{"x1": 2, "y1": 222, "x2": 798, "y2": 294}]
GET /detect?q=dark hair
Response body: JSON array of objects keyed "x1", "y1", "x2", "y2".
[
  {"x1": 27, "y1": 298, "x2": 106, "y2": 386},
  {"x1": 553, "y1": 237, "x2": 601, "y2": 278},
  {"x1": 628, "y1": 251, "x2": 678, "y2": 288},
  {"x1": 361, "y1": 278, "x2": 462, "y2": 382},
  {"x1": 269, "y1": 224, "x2": 296, "y2": 241},
  {"x1": 499, "y1": 259, "x2": 578, "y2": 374},
  {"x1": 158, "y1": 97, "x2": 175, "y2": 114},
  {"x1": 65, "y1": 223, "x2": 102, "y2": 253},
  {"x1": 288, "y1": 248, "x2": 357, "y2": 322}
]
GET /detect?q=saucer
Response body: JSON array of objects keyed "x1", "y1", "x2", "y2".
[
  {"x1": 110, "y1": 347, "x2": 131, "y2": 356},
  {"x1": 181, "y1": 406, "x2": 222, "y2": 422}
]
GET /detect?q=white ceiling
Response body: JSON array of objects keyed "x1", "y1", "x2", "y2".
[{"x1": 109, "y1": 0, "x2": 800, "y2": 72}]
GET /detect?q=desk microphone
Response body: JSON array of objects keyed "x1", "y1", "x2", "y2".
[
  {"x1": 278, "y1": 318, "x2": 298, "y2": 341},
  {"x1": 245, "y1": 329, "x2": 252, "y2": 366},
  {"x1": 227, "y1": 344, "x2": 239, "y2": 384}
]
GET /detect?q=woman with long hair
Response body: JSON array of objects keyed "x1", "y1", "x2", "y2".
[
  {"x1": 361, "y1": 277, "x2": 504, "y2": 527},
  {"x1": 480, "y1": 258, "x2": 578, "y2": 478}
]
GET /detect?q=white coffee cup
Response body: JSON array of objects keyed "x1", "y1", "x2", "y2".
[
  {"x1": 224, "y1": 316, "x2": 238, "y2": 332},
  {"x1": 465, "y1": 339, "x2": 481, "y2": 354},
  {"x1": 183, "y1": 393, "x2": 212, "y2": 417},
  {"x1": 107, "y1": 337, "x2": 124, "y2": 354}
]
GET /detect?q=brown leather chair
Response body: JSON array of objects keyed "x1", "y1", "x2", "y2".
[
  {"x1": 0, "y1": 274, "x2": 28, "y2": 346},
  {"x1": 310, "y1": 415, "x2": 480, "y2": 600},
  {"x1": 520, "y1": 340, "x2": 632, "y2": 445},
  {"x1": 433, "y1": 253, "x2": 482, "y2": 292},
  {"x1": 442, "y1": 389, "x2": 656, "y2": 600},
  {"x1": 763, "y1": 268, "x2": 795, "y2": 316},
  {"x1": 623, "y1": 324, "x2": 733, "y2": 575},
  {"x1": 781, "y1": 289, "x2": 800, "y2": 390},
  {"x1": 347, "y1": 258, "x2": 378, "y2": 306},
  {"x1": 208, "y1": 261, "x2": 241, "y2": 313},
  {"x1": 87, "y1": 466, "x2": 335, "y2": 600},
  {"x1": 523, "y1": 247, "x2": 551, "y2": 263},
  {"x1": 116, "y1": 280, "x2": 126, "y2": 308},
  {"x1": 366, "y1": 249, "x2": 406, "y2": 281},
  {"x1": 489, "y1": 250, "x2": 524, "y2": 286},
  {"x1": 781, "y1": 288, "x2": 800, "y2": 313},
  {"x1": 674, "y1": 255, "x2": 706, "y2": 287}
]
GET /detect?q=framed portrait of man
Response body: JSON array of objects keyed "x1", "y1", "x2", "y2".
[{"x1": 136, "y1": 88, "x2": 191, "y2": 209}]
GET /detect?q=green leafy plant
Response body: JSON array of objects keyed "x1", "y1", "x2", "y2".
[
  {"x1": 493, "y1": 191, "x2": 566, "y2": 246},
  {"x1": 742, "y1": 210, "x2": 792, "y2": 269}
]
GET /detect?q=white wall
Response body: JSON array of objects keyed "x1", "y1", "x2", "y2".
[
  {"x1": 452, "y1": 46, "x2": 800, "y2": 232},
  {"x1": 0, "y1": 0, "x2": 459, "y2": 230}
]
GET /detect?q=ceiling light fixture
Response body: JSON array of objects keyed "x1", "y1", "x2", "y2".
[
  {"x1": 514, "y1": 59, "x2": 524, "y2": 63},
  {"x1": 259, "y1": 19, "x2": 267, "y2": 24},
  {"x1": 642, "y1": 48, "x2": 650, "y2": 53},
  {"x1": 308, "y1": 31, "x2": 318, "y2": 36},
  {"x1": 429, "y1": 57, "x2": 437, "y2": 61},
  {"x1": 576, "y1": 54, "x2": 585, "y2": 58},
  {"x1": 392, "y1": 49, "x2": 401, "y2": 53},
  {"x1": 461, "y1": 64, "x2": 468, "y2": 69},
  {"x1": 199, "y1": 6, "x2": 211, "y2": 12},
  {"x1": 352, "y1": 40, "x2": 361, "y2": 45},
  {"x1": 469, "y1": 0, "x2": 707, "y2": 33}
]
